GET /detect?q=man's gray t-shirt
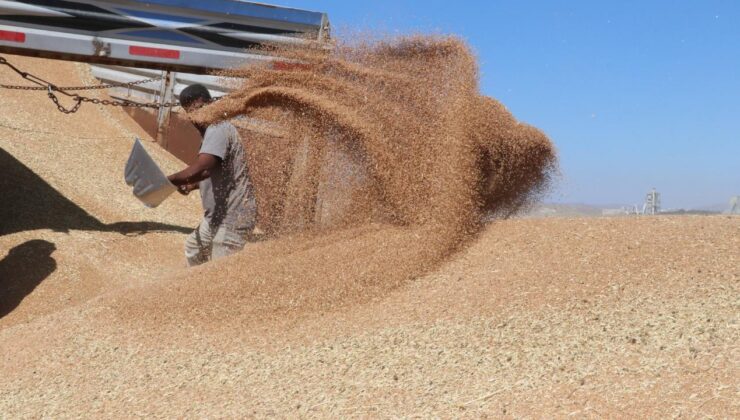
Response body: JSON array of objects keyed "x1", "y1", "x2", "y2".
[{"x1": 198, "y1": 121, "x2": 255, "y2": 229}]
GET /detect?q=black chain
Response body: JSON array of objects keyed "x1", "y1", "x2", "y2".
[
  {"x1": 47, "y1": 87, "x2": 82, "y2": 114},
  {"x1": 0, "y1": 75, "x2": 162, "y2": 91},
  {"x1": 47, "y1": 87, "x2": 181, "y2": 114},
  {"x1": 0, "y1": 56, "x2": 180, "y2": 113}
]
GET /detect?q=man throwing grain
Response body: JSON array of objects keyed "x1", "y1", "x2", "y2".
[{"x1": 167, "y1": 84, "x2": 256, "y2": 266}]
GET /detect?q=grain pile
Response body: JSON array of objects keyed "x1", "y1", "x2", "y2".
[
  {"x1": 1, "y1": 215, "x2": 737, "y2": 417},
  {"x1": 1, "y1": 40, "x2": 737, "y2": 418},
  {"x1": 0, "y1": 55, "x2": 200, "y2": 329}
]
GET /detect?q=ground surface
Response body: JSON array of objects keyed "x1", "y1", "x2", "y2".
[
  {"x1": 1, "y1": 55, "x2": 738, "y2": 418},
  {"x1": 0, "y1": 55, "x2": 200, "y2": 329}
]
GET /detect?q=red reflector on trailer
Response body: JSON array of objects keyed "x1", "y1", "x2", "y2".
[
  {"x1": 0, "y1": 30, "x2": 25, "y2": 43},
  {"x1": 129, "y1": 46, "x2": 180, "y2": 59}
]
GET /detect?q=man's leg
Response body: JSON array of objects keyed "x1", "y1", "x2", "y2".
[
  {"x1": 184, "y1": 221, "x2": 214, "y2": 267},
  {"x1": 211, "y1": 224, "x2": 250, "y2": 260}
]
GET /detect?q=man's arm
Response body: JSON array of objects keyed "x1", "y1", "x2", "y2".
[{"x1": 167, "y1": 153, "x2": 220, "y2": 187}]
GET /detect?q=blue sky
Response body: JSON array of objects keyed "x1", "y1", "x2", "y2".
[{"x1": 274, "y1": 1, "x2": 738, "y2": 209}]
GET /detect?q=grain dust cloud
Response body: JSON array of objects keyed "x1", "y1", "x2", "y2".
[{"x1": 110, "y1": 36, "x2": 556, "y2": 327}]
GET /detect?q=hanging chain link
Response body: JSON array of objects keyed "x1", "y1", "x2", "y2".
[
  {"x1": 0, "y1": 75, "x2": 162, "y2": 91},
  {"x1": 0, "y1": 56, "x2": 181, "y2": 113},
  {"x1": 46, "y1": 86, "x2": 180, "y2": 114}
]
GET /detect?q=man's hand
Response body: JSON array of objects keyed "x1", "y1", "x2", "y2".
[{"x1": 177, "y1": 183, "x2": 198, "y2": 196}]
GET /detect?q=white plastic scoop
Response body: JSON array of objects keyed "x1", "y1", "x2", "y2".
[{"x1": 124, "y1": 138, "x2": 176, "y2": 208}]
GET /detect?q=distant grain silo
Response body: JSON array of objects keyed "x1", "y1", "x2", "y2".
[
  {"x1": 643, "y1": 188, "x2": 661, "y2": 215},
  {"x1": 728, "y1": 196, "x2": 739, "y2": 214}
]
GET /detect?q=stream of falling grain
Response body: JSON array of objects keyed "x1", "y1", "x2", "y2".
[{"x1": 110, "y1": 36, "x2": 556, "y2": 327}]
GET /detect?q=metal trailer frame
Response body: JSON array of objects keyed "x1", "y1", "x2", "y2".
[
  {"x1": 0, "y1": 0, "x2": 329, "y2": 143},
  {"x1": 0, "y1": 0, "x2": 330, "y2": 74}
]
